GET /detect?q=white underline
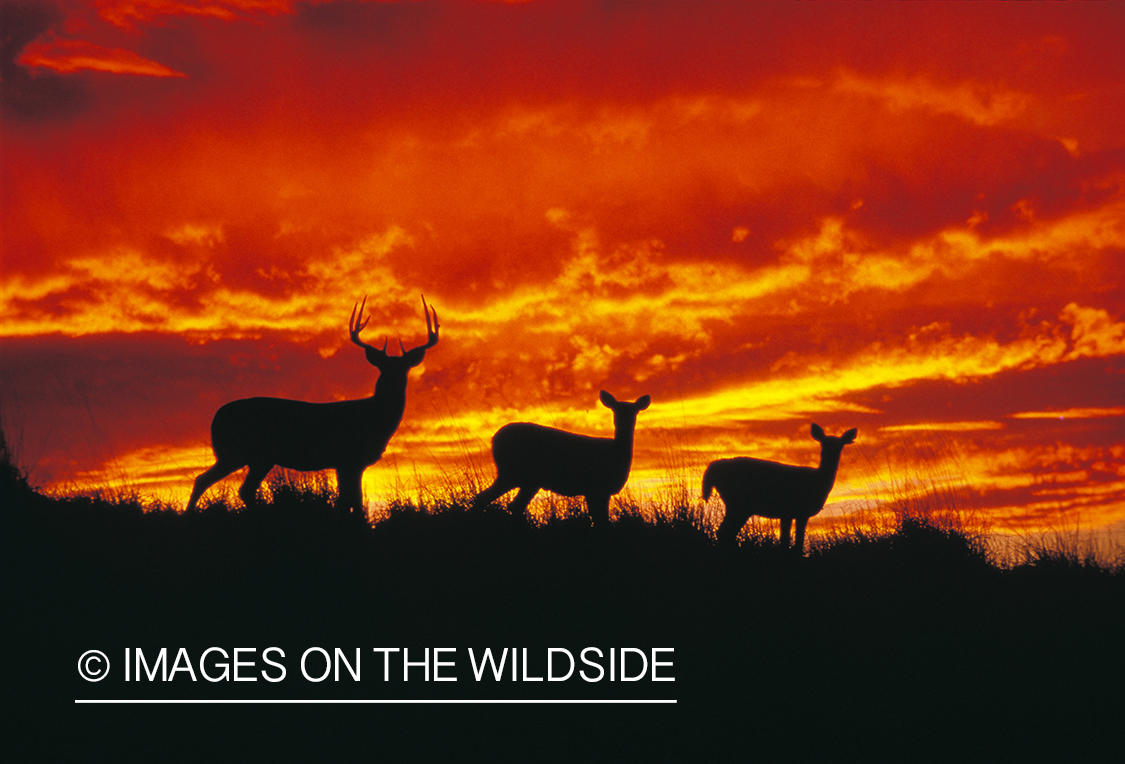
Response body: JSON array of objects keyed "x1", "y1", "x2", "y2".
[{"x1": 76, "y1": 698, "x2": 677, "y2": 704}]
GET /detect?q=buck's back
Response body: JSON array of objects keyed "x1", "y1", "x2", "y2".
[{"x1": 212, "y1": 396, "x2": 391, "y2": 470}]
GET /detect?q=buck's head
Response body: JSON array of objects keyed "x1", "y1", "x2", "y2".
[{"x1": 349, "y1": 295, "x2": 440, "y2": 377}]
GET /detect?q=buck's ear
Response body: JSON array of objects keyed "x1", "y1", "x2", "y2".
[
  {"x1": 403, "y1": 346, "x2": 428, "y2": 368},
  {"x1": 811, "y1": 423, "x2": 826, "y2": 442},
  {"x1": 599, "y1": 390, "x2": 617, "y2": 408},
  {"x1": 635, "y1": 395, "x2": 651, "y2": 411},
  {"x1": 842, "y1": 428, "x2": 858, "y2": 444}
]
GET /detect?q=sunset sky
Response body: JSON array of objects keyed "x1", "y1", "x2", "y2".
[{"x1": 2, "y1": 1, "x2": 1123, "y2": 545}]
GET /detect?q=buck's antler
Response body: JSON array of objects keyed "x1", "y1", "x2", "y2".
[
  {"x1": 413, "y1": 295, "x2": 440, "y2": 352},
  {"x1": 349, "y1": 296, "x2": 388, "y2": 355},
  {"x1": 350, "y1": 295, "x2": 439, "y2": 357}
]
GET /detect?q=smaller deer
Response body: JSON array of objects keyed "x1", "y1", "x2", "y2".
[
  {"x1": 471, "y1": 391, "x2": 651, "y2": 527},
  {"x1": 702, "y1": 424, "x2": 857, "y2": 552}
]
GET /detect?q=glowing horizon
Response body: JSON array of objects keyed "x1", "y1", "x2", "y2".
[{"x1": 2, "y1": 2, "x2": 1123, "y2": 547}]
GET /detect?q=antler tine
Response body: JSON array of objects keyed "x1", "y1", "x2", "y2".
[
  {"x1": 349, "y1": 295, "x2": 378, "y2": 351},
  {"x1": 419, "y1": 294, "x2": 440, "y2": 350},
  {"x1": 398, "y1": 294, "x2": 440, "y2": 354},
  {"x1": 354, "y1": 295, "x2": 438, "y2": 356}
]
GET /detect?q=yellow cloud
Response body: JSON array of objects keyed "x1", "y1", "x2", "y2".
[
  {"x1": 1062, "y1": 304, "x2": 1125, "y2": 360},
  {"x1": 780, "y1": 200, "x2": 1125, "y2": 302},
  {"x1": 881, "y1": 422, "x2": 1006, "y2": 433},
  {"x1": 1012, "y1": 407, "x2": 1125, "y2": 420}
]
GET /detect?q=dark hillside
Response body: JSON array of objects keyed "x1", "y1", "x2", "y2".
[{"x1": 2, "y1": 445, "x2": 1122, "y2": 760}]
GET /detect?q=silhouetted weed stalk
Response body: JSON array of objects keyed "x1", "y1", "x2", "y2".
[
  {"x1": 997, "y1": 514, "x2": 1125, "y2": 572},
  {"x1": 265, "y1": 468, "x2": 340, "y2": 508},
  {"x1": 807, "y1": 427, "x2": 997, "y2": 561},
  {"x1": 0, "y1": 426, "x2": 179, "y2": 516}
]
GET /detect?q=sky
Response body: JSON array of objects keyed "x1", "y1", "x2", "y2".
[{"x1": 2, "y1": 1, "x2": 1123, "y2": 548}]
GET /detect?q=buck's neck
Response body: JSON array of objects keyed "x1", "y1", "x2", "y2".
[{"x1": 369, "y1": 371, "x2": 410, "y2": 418}]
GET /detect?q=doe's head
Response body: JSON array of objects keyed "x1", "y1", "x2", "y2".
[
  {"x1": 810, "y1": 423, "x2": 858, "y2": 450},
  {"x1": 600, "y1": 390, "x2": 652, "y2": 415}
]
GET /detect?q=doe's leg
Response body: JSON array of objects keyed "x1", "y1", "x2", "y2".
[
  {"x1": 471, "y1": 478, "x2": 514, "y2": 513},
  {"x1": 794, "y1": 517, "x2": 810, "y2": 555},
  {"x1": 506, "y1": 485, "x2": 539, "y2": 517},
  {"x1": 239, "y1": 463, "x2": 273, "y2": 508},
  {"x1": 586, "y1": 494, "x2": 611, "y2": 528},
  {"x1": 779, "y1": 517, "x2": 793, "y2": 548},
  {"x1": 716, "y1": 503, "x2": 747, "y2": 546},
  {"x1": 188, "y1": 460, "x2": 241, "y2": 511},
  {"x1": 336, "y1": 467, "x2": 365, "y2": 514}
]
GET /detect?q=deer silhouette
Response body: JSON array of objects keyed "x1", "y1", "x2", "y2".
[
  {"x1": 702, "y1": 423, "x2": 857, "y2": 552},
  {"x1": 186, "y1": 296, "x2": 439, "y2": 515},
  {"x1": 471, "y1": 391, "x2": 651, "y2": 527}
]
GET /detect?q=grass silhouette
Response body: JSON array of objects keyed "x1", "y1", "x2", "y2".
[{"x1": 2, "y1": 430, "x2": 1122, "y2": 760}]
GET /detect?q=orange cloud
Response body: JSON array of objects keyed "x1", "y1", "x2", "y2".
[
  {"x1": 97, "y1": 0, "x2": 294, "y2": 29},
  {"x1": 17, "y1": 37, "x2": 186, "y2": 77},
  {"x1": 831, "y1": 68, "x2": 1031, "y2": 128}
]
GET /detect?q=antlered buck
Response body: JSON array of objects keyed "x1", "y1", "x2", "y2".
[
  {"x1": 186, "y1": 296, "x2": 439, "y2": 515},
  {"x1": 471, "y1": 391, "x2": 651, "y2": 528},
  {"x1": 702, "y1": 424, "x2": 857, "y2": 552}
]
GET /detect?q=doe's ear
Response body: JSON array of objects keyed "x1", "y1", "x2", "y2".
[
  {"x1": 842, "y1": 428, "x2": 858, "y2": 444},
  {"x1": 811, "y1": 423, "x2": 826, "y2": 442},
  {"x1": 635, "y1": 394, "x2": 651, "y2": 411},
  {"x1": 599, "y1": 390, "x2": 617, "y2": 408}
]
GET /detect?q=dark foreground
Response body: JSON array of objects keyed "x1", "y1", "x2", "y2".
[{"x1": 3, "y1": 470, "x2": 1122, "y2": 761}]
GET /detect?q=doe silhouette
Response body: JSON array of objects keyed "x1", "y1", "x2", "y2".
[
  {"x1": 471, "y1": 391, "x2": 651, "y2": 527},
  {"x1": 186, "y1": 296, "x2": 439, "y2": 514},
  {"x1": 702, "y1": 423, "x2": 857, "y2": 552}
]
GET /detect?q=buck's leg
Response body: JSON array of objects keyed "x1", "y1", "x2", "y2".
[
  {"x1": 794, "y1": 517, "x2": 809, "y2": 555},
  {"x1": 506, "y1": 486, "x2": 539, "y2": 518},
  {"x1": 779, "y1": 517, "x2": 793, "y2": 548},
  {"x1": 586, "y1": 494, "x2": 611, "y2": 529},
  {"x1": 187, "y1": 461, "x2": 241, "y2": 512},
  {"x1": 336, "y1": 467, "x2": 364, "y2": 514},
  {"x1": 239, "y1": 463, "x2": 273, "y2": 508}
]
